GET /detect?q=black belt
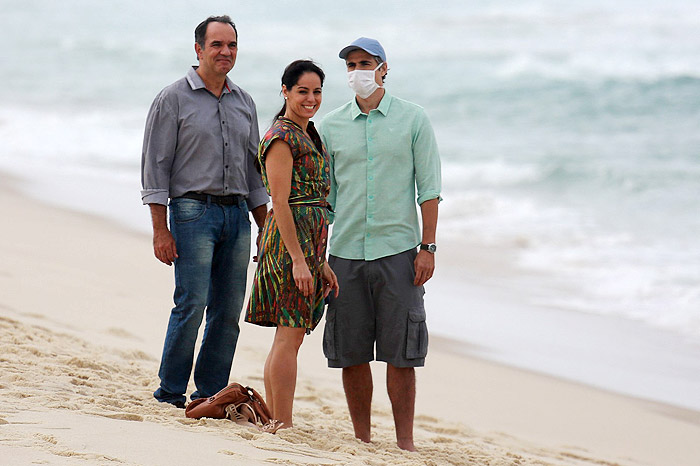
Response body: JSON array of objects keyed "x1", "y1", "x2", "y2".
[{"x1": 178, "y1": 192, "x2": 245, "y2": 205}]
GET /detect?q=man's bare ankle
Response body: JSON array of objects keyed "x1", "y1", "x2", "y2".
[{"x1": 397, "y1": 438, "x2": 416, "y2": 452}]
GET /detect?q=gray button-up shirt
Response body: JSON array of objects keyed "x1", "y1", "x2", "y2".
[{"x1": 141, "y1": 67, "x2": 269, "y2": 209}]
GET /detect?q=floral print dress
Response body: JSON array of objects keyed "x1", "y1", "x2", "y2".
[{"x1": 245, "y1": 117, "x2": 331, "y2": 331}]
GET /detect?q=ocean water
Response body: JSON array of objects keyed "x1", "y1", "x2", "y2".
[{"x1": 1, "y1": 1, "x2": 699, "y2": 409}]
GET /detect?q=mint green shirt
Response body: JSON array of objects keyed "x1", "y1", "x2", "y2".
[{"x1": 320, "y1": 93, "x2": 441, "y2": 261}]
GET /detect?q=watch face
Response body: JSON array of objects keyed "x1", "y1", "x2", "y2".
[{"x1": 422, "y1": 243, "x2": 437, "y2": 253}]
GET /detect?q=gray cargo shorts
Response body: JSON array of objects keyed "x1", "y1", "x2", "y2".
[{"x1": 323, "y1": 248, "x2": 429, "y2": 368}]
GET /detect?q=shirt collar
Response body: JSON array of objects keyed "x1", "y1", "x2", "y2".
[
  {"x1": 186, "y1": 66, "x2": 234, "y2": 94},
  {"x1": 350, "y1": 92, "x2": 392, "y2": 119}
]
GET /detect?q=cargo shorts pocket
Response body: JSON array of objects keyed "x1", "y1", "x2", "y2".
[
  {"x1": 323, "y1": 313, "x2": 338, "y2": 360},
  {"x1": 405, "y1": 306, "x2": 428, "y2": 359}
]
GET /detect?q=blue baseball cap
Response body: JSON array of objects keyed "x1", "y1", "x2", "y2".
[{"x1": 338, "y1": 37, "x2": 386, "y2": 62}]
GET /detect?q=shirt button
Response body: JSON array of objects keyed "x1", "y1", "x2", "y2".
[
  {"x1": 368, "y1": 175, "x2": 373, "y2": 180},
  {"x1": 368, "y1": 137, "x2": 373, "y2": 141},
  {"x1": 225, "y1": 143, "x2": 228, "y2": 146},
  {"x1": 325, "y1": 167, "x2": 329, "y2": 173},
  {"x1": 368, "y1": 195, "x2": 374, "y2": 200},
  {"x1": 222, "y1": 121, "x2": 226, "y2": 124}
]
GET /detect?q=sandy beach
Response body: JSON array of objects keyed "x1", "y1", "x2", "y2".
[{"x1": 1, "y1": 180, "x2": 699, "y2": 466}]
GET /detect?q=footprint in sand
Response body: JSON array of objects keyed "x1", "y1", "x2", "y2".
[
  {"x1": 106, "y1": 327, "x2": 140, "y2": 341},
  {"x1": 100, "y1": 413, "x2": 144, "y2": 422}
]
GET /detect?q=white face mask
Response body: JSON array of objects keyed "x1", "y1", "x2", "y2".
[{"x1": 347, "y1": 62, "x2": 384, "y2": 99}]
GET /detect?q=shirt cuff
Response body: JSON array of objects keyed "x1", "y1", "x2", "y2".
[
  {"x1": 246, "y1": 187, "x2": 270, "y2": 210},
  {"x1": 417, "y1": 191, "x2": 442, "y2": 205},
  {"x1": 141, "y1": 189, "x2": 169, "y2": 206}
]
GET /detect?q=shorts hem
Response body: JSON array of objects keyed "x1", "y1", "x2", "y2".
[
  {"x1": 376, "y1": 356, "x2": 426, "y2": 368},
  {"x1": 326, "y1": 357, "x2": 374, "y2": 369}
]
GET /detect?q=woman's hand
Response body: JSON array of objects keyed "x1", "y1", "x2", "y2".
[
  {"x1": 292, "y1": 258, "x2": 314, "y2": 296},
  {"x1": 253, "y1": 228, "x2": 263, "y2": 263},
  {"x1": 321, "y1": 261, "x2": 340, "y2": 298}
]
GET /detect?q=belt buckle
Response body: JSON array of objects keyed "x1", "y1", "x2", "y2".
[{"x1": 221, "y1": 194, "x2": 239, "y2": 205}]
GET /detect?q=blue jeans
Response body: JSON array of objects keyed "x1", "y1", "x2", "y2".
[{"x1": 154, "y1": 197, "x2": 251, "y2": 405}]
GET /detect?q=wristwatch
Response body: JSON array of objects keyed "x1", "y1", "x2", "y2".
[{"x1": 420, "y1": 243, "x2": 437, "y2": 253}]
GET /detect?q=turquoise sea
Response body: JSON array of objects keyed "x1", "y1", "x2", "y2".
[{"x1": 1, "y1": 1, "x2": 699, "y2": 410}]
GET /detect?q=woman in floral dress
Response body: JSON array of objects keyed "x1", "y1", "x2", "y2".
[{"x1": 246, "y1": 60, "x2": 338, "y2": 430}]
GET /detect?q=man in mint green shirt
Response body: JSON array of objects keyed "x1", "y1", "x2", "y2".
[{"x1": 320, "y1": 37, "x2": 441, "y2": 452}]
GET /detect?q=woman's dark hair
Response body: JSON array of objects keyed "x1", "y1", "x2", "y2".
[
  {"x1": 272, "y1": 60, "x2": 325, "y2": 123},
  {"x1": 254, "y1": 60, "x2": 326, "y2": 173}
]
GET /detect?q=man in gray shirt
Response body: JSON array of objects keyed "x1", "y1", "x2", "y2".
[{"x1": 141, "y1": 15, "x2": 268, "y2": 408}]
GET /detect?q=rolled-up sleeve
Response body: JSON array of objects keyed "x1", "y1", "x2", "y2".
[
  {"x1": 141, "y1": 92, "x2": 177, "y2": 205},
  {"x1": 413, "y1": 110, "x2": 442, "y2": 205},
  {"x1": 245, "y1": 104, "x2": 269, "y2": 209}
]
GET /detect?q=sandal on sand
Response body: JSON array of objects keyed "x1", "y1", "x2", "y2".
[
  {"x1": 261, "y1": 419, "x2": 284, "y2": 434},
  {"x1": 223, "y1": 401, "x2": 283, "y2": 433},
  {"x1": 225, "y1": 403, "x2": 258, "y2": 429}
]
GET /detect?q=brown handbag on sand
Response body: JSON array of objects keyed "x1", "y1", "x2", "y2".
[{"x1": 185, "y1": 383, "x2": 272, "y2": 425}]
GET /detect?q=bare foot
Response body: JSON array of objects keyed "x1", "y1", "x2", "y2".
[{"x1": 397, "y1": 438, "x2": 416, "y2": 452}]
